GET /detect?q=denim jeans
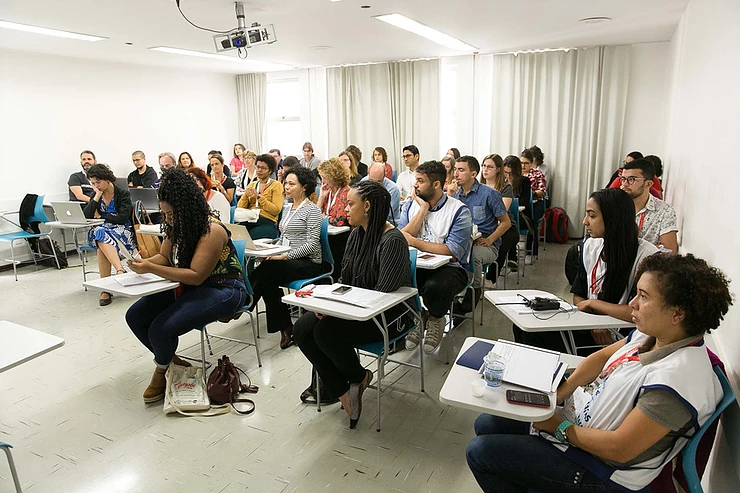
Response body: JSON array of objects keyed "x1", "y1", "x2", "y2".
[
  {"x1": 126, "y1": 278, "x2": 247, "y2": 366},
  {"x1": 466, "y1": 414, "x2": 636, "y2": 493}
]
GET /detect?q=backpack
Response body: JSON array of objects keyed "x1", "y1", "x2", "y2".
[{"x1": 543, "y1": 207, "x2": 569, "y2": 243}]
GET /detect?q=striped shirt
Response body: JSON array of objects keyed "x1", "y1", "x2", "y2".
[{"x1": 279, "y1": 200, "x2": 323, "y2": 263}]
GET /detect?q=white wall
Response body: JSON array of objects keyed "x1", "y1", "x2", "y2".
[{"x1": 661, "y1": 0, "x2": 740, "y2": 490}]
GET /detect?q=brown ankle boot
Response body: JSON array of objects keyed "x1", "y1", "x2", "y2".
[
  {"x1": 143, "y1": 367, "x2": 167, "y2": 404},
  {"x1": 171, "y1": 355, "x2": 192, "y2": 367},
  {"x1": 279, "y1": 326, "x2": 294, "y2": 350}
]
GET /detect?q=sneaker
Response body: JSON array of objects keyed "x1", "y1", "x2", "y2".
[
  {"x1": 405, "y1": 329, "x2": 421, "y2": 350},
  {"x1": 507, "y1": 260, "x2": 518, "y2": 272},
  {"x1": 423, "y1": 316, "x2": 446, "y2": 354},
  {"x1": 525, "y1": 255, "x2": 533, "y2": 265}
]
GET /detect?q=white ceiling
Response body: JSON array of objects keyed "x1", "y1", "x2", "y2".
[{"x1": 0, "y1": 0, "x2": 688, "y2": 74}]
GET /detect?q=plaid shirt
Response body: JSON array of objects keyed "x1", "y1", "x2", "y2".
[{"x1": 527, "y1": 168, "x2": 547, "y2": 199}]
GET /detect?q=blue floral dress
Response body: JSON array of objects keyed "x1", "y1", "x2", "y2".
[{"x1": 87, "y1": 198, "x2": 136, "y2": 255}]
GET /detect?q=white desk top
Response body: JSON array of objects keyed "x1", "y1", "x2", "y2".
[
  {"x1": 410, "y1": 247, "x2": 451, "y2": 269},
  {"x1": 485, "y1": 289, "x2": 635, "y2": 332},
  {"x1": 282, "y1": 285, "x2": 417, "y2": 322},
  {"x1": 0, "y1": 320, "x2": 65, "y2": 373},
  {"x1": 327, "y1": 225, "x2": 350, "y2": 235},
  {"x1": 83, "y1": 273, "x2": 180, "y2": 297},
  {"x1": 439, "y1": 337, "x2": 584, "y2": 422},
  {"x1": 46, "y1": 220, "x2": 104, "y2": 229},
  {"x1": 245, "y1": 239, "x2": 291, "y2": 257}
]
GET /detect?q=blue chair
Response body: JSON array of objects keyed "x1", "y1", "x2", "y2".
[
  {"x1": 0, "y1": 442, "x2": 21, "y2": 492},
  {"x1": 392, "y1": 170, "x2": 397, "y2": 182},
  {"x1": 229, "y1": 205, "x2": 236, "y2": 224},
  {"x1": 0, "y1": 195, "x2": 60, "y2": 281},
  {"x1": 316, "y1": 249, "x2": 425, "y2": 432},
  {"x1": 444, "y1": 249, "x2": 476, "y2": 363},
  {"x1": 283, "y1": 217, "x2": 334, "y2": 291}
]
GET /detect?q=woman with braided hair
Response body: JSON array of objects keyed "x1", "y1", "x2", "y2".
[
  {"x1": 293, "y1": 180, "x2": 412, "y2": 429},
  {"x1": 125, "y1": 168, "x2": 247, "y2": 404}
]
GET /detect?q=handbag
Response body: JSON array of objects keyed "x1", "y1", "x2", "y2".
[
  {"x1": 207, "y1": 355, "x2": 258, "y2": 415},
  {"x1": 163, "y1": 364, "x2": 230, "y2": 416},
  {"x1": 132, "y1": 201, "x2": 162, "y2": 258}
]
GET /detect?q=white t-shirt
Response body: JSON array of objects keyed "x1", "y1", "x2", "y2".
[
  {"x1": 207, "y1": 191, "x2": 231, "y2": 223},
  {"x1": 397, "y1": 169, "x2": 415, "y2": 199},
  {"x1": 582, "y1": 237, "x2": 658, "y2": 303}
]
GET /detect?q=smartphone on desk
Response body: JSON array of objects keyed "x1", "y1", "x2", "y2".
[
  {"x1": 506, "y1": 390, "x2": 550, "y2": 408},
  {"x1": 418, "y1": 254, "x2": 436, "y2": 260},
  {"x1": 332, "y1": 285, "x2": 352, "y2": 295}
]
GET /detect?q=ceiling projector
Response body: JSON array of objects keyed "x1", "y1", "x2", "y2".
[{"x1": 213, "y1": 2, "x2": 277, "y2": 52}]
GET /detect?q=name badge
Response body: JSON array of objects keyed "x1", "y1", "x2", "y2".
[{"x1": 281, "y1": 238, "x2": 290, "y2": 248}]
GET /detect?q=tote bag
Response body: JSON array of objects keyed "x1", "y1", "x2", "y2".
[{"x1": 132, "y1": 201, "x2": 162, "y2": 259}]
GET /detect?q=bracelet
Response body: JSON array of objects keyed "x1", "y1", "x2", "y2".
[{"x1": 554, "y1": 420, "x2": 575, "y2": 443}]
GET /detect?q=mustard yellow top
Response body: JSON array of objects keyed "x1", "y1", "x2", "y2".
[{"x1": 237, "y1": 178, "x2": 284, "y2": 223}]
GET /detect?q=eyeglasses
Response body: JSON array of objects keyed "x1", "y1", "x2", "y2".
[
  {"x1": 402, "y1": 154, "x2": 413, "y2": 159},
  {"x1": 133, "y1": 158, "x2": 144, "y2": 163},
  {"x1": 482, "y1": 165, "x2": 496, "y2": 170},
  {"x1": 618, "y1": 176, "x2": 646, "y2": 185}
]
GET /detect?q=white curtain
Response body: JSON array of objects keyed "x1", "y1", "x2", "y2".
[
  {"x1": 474, "y1": 47, "x2": 631, "y2": 237},
  {"x1": 236, "y1": 73, "x2": 267, "y2": 152},
  {"x1": 327, "y1": 59, "x2": 439, "y2": 172}
]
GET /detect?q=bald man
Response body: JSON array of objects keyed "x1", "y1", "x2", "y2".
[{"x1": 362, "y1": 162, "x2": 401, "y2": 222}]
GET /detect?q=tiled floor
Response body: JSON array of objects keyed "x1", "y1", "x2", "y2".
[{"x1": 0, "y1": 242, "x2": 573, "y2": 493}]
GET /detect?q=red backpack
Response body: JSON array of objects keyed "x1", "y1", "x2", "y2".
[{"x1": 543, "y1": 207, "x2": 569, "y2": 243}]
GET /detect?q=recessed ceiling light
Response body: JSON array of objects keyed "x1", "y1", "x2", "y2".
[
  {"x1": 579, "y1": 16, "x2": 612, "y2": 24},
  {"x1": 149, "y1": 47, "x2": 293, "y2": 71},
  {"x1": 374, "y1": 13, "x2": 477, "y2": 52},
  {"x1": 311, "y1": 46, "x2": 333, "y2": 51},
  {"x1": 329, "y1": 0, "x2": 343, "y2": 2},
  {"x1": 0, "y1": 19, "x2": 107, "y2": 41}
]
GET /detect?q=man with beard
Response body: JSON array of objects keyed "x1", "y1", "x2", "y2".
[
  {"x1": 68, "y1": 150, "x2": 97, "y2": 202},
  {"x1": 619, "y1": 158, "x2": 678, "y2": 253},
  {"x1": 128, "y1": 150, "x2": 158, "y2": 188},
  {"x1": 397, "y1": 160, "x2": 472, "y2": 354}
]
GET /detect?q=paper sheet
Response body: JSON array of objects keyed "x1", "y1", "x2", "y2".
[
  {"x1": 492, "y1": 340, "x2": 560, "y2": 393},
  {"x1": 311, "y1": 285, "x2": 395, "y2": 309}
]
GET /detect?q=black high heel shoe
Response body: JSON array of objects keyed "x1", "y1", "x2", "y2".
[{"x1": 349, "y1": 369, "x2": 373, "y2": 429}]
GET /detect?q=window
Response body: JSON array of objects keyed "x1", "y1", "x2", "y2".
[{"x1": 264, "y1": 79, "x2": 301, "y2": 155}]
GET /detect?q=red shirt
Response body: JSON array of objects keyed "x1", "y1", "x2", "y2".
[{"x1": 321, "y1": 185, "x2": 350, "y2": 227}]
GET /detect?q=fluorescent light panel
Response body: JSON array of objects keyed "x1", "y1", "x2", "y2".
[
  {"x1": 149, "y1": 47, "x2": 292, "y2": 71},
  {"x1": 0, "y1": 19, "x2": 106, "y2": 41},
  {"x1": 374, "y1": 13, "x2": 477, "y2": 52}
]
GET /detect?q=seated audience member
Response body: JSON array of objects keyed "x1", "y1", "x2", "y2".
[
  {"x1": 153, "y1": 152, "x2": 176, "y2": 188},
  {"x1": 83, "y1": 164, "x2": 135, "y2": 306},
  {"x1": 209, "y1": 154, "x2": 236, "y2": 205},
  {"x1": 398, "y1": 160, "x2": 472, "y2": 353},
  {"x1": 237, "y1": 154, "x2": 284, "y2": 239},
  {"x1": 186, "y1": 167, "x2": 231, "y2": 222},
  {"x1": 605, "y1": 150, "x2": 643, "y2": 188},
  {"x1": 206, "y1": 150, "x2": 231, "y2": 177},
  {"x1": 442, "y1": 155, "x2": 456, "y2": 194},
  {"x1": 248, "y1": 166, "x2": 324, "y2": 350},
  {"x1": 397, "y1": 144, "x2": 420, "y2": 201},
  {"x1": 128, "y1": 151, "x2": 158, "y2": 188},
  {"x1": 608, "y1": 153, "x2": 664, "y2": 199},
  {"x1": 125, "y1": 169, "x2": 247, "y2": 404},
  {"x1": 177, "y1": 151, "x2": 194, "y2": 169},
  {"x1": 346, "y1": 145, "x2": 368, "y2": 177},
  {"x1": 453, "y1": 156, "x2": 511, "y2": 299},
  {"x1": 372, "y1": 146, "x2": 394, "y2": 180},
  {"x1": 68, "y1": 150, "x2": 97, "y2": 202},
  {"x1": 299, "y1": 142, "x2": 321, "y2": 171},
  {"x1": 234, "y1": 149, "x2": 258, "y2": 200},
  {"x1": 481, "y1": 154, "x2": 518, "y2": 279},
  {"x1": 446, "y1": 148, "x2": 461, "y2": 160},
  {"x1": 294, "y1": 181, "x2": 412, "y2": 428},
  {"x1": 521, "y1": 148, "x2": 546, "y2": 262},
  {"x1": 504, "y1": 155, "x2": 531, "y2": 271},
  {"x1": 619, "y1": 158, "x2": 678, "y2": 253},
  {"x1": 279, "y1": 155, "x2": 298, "y2": 184},
  {"x1": 529, "y1": 145, "x2": 550, "y2": 185},
  {"x1": 268, "y1": 148, "x2": 283, "y2": 180},
  {"x1": 467, "y1": 253, "x2": 731, "y2": 493},
  {"x1": 317, "y1": 158, "x2": 351, "y2": 227},
  {"x1": 363, "y1": 162, "x2": 401, "y2": 222},
  {"x1": 338, "y1": 151, "x2": 362, "y2": 187},
  {"x1": 230, "y1": 143, "x2": 247, "y2": 174}
]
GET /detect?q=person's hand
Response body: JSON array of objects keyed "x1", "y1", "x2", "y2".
[
  {"x1": 401, "y1": 231, "x2": 417, "y2": 248},
  {"x1": 576, "y1": 299, "x2": 596, "y2": 313},
  {"x1": 127, "y1": 257, "x2": 151, "y2": 274},
  {"x1": 244, "y1": 187, "x2": 258, "y2": 198},
  {"x1": 412, "y1": 191, "x2": 429, "y2": 212},
  {"x1": 532, "y1": 414, "x2": 564, "y2": 434},
  {"x1": 475, "y1": 236, "x2": 494, "y2": 247},
  {"x1": 447, "y1": 181, "x2": 459, "y2": 197},
  {"x1": 277, "y1": 168, "x2": 284, "y2": 181},
  {"x1": 314, "y1": 312, "x2": 326, "y2": 319},
  {"x1": 591, "y1": 329, "x2": 613, "y2": 346},
  {"x1": 265, "y1": 254, "x2": 288, "y2": 261},
  {"x1": 320, "y1": 181, "x2": 330, "y2": 195}
]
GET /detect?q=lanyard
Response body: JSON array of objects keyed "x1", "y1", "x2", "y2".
[
  {"x1": 253, "y1": 178, "x2": 271, "y2": 195},
  {"x1": 637, "y1": 211, "x2": 647, "y2": 234},
  {"x1": 281, "y1": 198, "x2": 308, "y2": 234},
  {"x1": 590, "y1": 255, "x2": 603, "y2": 298},
  {"x1": 600, "y1": 347, "x2": 641, "y2": 379},
  {"x1": 325, "y1": 188, "x2": 338, "y2": 213}
]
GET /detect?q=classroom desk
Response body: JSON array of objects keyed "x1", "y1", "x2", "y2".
[
  {"x1": 439, "y1": 337, "x2": 584, "y2": 421},
  {"x1": 46, "y1": 220, "x2": 105, "y2": 259},
  {"x1": 0, "y1": 320, "x2": 65, "y2": 373},
  {"x1": 485, "y1": 289, "x2": 634, "y2": 354},
  {"x1": 244, "y1": 239, "x2": 291, "y2": 258},
  {"x1": 409, "y1": 247, "x2": 451, "y2": 269},
  {"x1": 327, "y1": 225, "x2": 350, "y2": 235},
  {"x1": 82, "y1": 272, "x2": 180, "y2": 297}
]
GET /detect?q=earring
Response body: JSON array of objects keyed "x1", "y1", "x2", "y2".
[{"x1": 364, "y1": 212, "x2": 369, "y2": 218}]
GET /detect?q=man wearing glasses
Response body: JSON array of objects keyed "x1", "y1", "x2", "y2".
[
  {"x1": 397, "y1": 144, "x2": 420, "y2": 201},
  {"x1": 128, "y1": 151, "x2": 159, "y2": 188},
  {"x1": 619, "y1": 158, "x2": 678, "y2": 253}
]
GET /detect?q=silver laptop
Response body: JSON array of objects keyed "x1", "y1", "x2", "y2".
[
  {"x1": 224, "y1": 224, "x2": 276, "y2": 251},
  {"x1": 51, "y1": 202, "x2": 104, "y2": 225},
  {"x1": 129, "y1": 188, "x2": 159, "y2": 211}
]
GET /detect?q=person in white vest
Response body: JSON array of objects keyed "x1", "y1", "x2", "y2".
[
  {"x1": 467, "y1": 253, "x2": 732, "y2": 493},
  {"x1": 397, "y1": 160, "x2": 472, "y2": 354}
]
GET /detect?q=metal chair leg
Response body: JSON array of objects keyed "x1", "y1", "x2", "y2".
[
  {"x1": 1, "y1": 445, "x2": 22, "y2": 493},
  {"x1": 315, "y1": 368, "x2": 322, "y2": 412},
  {"x1": 248, "y1": 312, "x2": 262, "y2": 367}
]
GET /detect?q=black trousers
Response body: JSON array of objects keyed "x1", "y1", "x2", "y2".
[
  {"x1": 327, "y1": 230, "x2": 350, "y2": 282},
  {"x1": 249, "y1": 258, "x2": 322, "y2": 333},
  {"x1": 526, "y1": 200, "x2": 545, "y2": 256},
  {"x1": 294, "y1": 308, "x2": 404, "y2": 399},
  {"x1": 494, "y1": 226, "x2": 520, "y2": 275},
  {"x1": 416, "y1": 265, "x2": 469, "y2": 318}
]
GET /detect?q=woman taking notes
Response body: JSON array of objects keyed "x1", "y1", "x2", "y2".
[
  {"x1": 83, "y1": 164, "x2": 135, "y2": 306},
  {"x1": 467, "y1": 253, "x2": 731, "y2": 493},
  {"x1": 125, "y1": 169, "x2": 247, "y2": 404},
  {"x1": 248, "y1": 166, "x2": 324, "y2": 350},
  {"x1": 237, "y1": 154, "x2": 284, "y2": 239},
  {"x1": 294, "y1": 180, "x2": 412, "y2": 429}
]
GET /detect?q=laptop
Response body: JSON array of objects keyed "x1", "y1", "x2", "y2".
[
  {"x1": 224, "y1": 224, "x2": 277, "y2": 251},
  {"x1": 51, "y1": 202, "x2": 105, "y2": 225},
  {"x1": 128, "y1": 188, "x2": 159, "y2": 211}
]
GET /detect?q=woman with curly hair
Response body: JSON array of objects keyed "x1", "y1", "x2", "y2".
[
  {"x1": 83, "y1": 163, "x2": 135, "y2": 306},
  {"x1": 185, "y1": 167, "x2": 231, "y2": 222},
  {"x1": 317, "y1": 158, "x2": 351, "y2": 227},
  {"x1": 125, "y1": 168, "x2": 247, "y2": 404}
]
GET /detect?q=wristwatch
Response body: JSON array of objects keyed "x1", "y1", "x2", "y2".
[{"x1": 554, "y1": 420, "x2": 575, "y2": 443}]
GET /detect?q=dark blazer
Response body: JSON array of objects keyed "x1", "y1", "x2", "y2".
[{"x1": 83, "y1": 186, "x2": 133, "y2": 225}]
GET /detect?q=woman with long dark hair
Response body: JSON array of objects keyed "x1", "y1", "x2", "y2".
[
  {"x1": 481, "y1": 154, "x2": 518, "y2": 279},
  {"x1": 125, "y1": 169, "x2": 247, "y2": 404},
  {"x1": 502, "y1": 155, "x2": 530, "y2": 271},
  {"x1": 294, "y1": 180, "x2": 412, "y2": 429}
]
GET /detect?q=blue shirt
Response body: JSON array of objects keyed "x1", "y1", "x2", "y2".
[
  {"x1": 398, "y1": 194, "x2": 472, "y2": 269},
  {"x1": 361, "y1": 175, "x2": 401, "y2": 223},
  {"x1": 455, "y1": 180, "x2": 507, "y2": 249}
]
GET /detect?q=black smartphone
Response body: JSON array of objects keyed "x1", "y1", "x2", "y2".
[
  {"x1": 332, "y1": 286, "x2": 352, "y2": 295},
  {"x1": 418, "y1": 254, "x2": 436, "y2": 260},
  {"x1": 506, "y1": 390, "x2": 551, "y2": 408}
]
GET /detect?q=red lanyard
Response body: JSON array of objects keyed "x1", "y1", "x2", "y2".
[
  {"x1": 637, "y1": 211, "x2": 646, "y2": 234},
  {"x1": 600, "y1": 347, "x2": 641, "y2": 379},
  {"x1": 590, "y1": 256, "x2": 602, "y2": 296}
]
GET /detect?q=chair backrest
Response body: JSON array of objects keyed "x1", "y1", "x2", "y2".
[
  {"x1": 320, "y1": 217, "x2": 333, "y2": 266},
  {"x1": 408, "y1": 248, "x2": 422, "y2": 312},
  {"x1": 229, "y1": 205, "x2": 236, "y2": 224},
  {"x1": 511, "y1": 197, "x2": 526, "y2": 235},
  {"x1": 28, "y1": 195, "x2": 49, "y2": 223},
  {"x1": 232, "y1": 238, "x2": 254, "y2": 296},
  {"x1": 392, "y1": 170, "x2": 397, "y2": 181}
]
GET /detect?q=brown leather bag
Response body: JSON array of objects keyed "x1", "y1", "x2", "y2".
[
  {"x1": 132, "y1": 201, "x2": 162, "y2": 259},
  {"x1": 207, "y1": 356, "x2": 258, "y2": 415}
]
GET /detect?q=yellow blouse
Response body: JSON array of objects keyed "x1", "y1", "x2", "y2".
[{"x1": 237, "y1": 179, "x2": 284, "y2": 223}]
